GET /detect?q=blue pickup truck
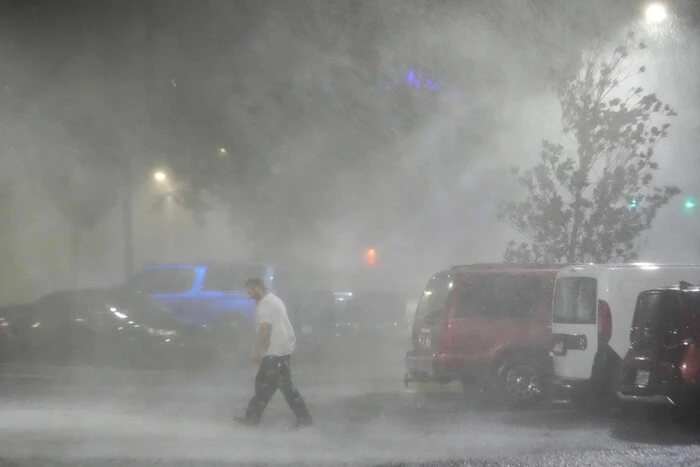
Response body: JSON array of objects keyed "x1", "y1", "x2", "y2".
[
  {"x1": 122, "y1": 263, "x2": 271, "y2": 325},
  {"x1": 120, "y1": 262, "x2": 337, "y2": 361}
]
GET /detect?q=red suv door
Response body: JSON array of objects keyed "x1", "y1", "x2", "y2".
[{"x1": 451, "y1": 271, "x2": 546, "y2": 372}]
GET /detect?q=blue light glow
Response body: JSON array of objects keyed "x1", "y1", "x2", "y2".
[
  {"x1": 371, "y1": 69, "x2": 443, "y2": 93},
  {"x1": 401, "y1": 70, "x2": 441, "y2": 90}
]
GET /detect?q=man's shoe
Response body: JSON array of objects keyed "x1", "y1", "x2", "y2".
[
  {"x1": 292, "y1": 417, "x2": 313, "y2": 429},
  {"x1": 233, "y1": 416, "x2": 259, "y2": 427}
]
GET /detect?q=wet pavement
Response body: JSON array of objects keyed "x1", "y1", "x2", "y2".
[{"x1": 1, "y1": 354, "x2": 700, "y2": 466}]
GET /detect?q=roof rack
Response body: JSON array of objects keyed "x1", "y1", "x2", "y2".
[{"x1": 450, "y1": 263, "x2": 568, "y2": 272}]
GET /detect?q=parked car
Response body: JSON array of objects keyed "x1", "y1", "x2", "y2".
[
  {"x1": 121, "y1": 262, "x2": 269, "y2": 325},
  {"x1": 404, "y1": 263, "x2": 563, "y2": 406},
  {"x1": 550, "y1": 263, "x2": 700, "y2": 404},
  {"x1": 121, "y1": 262, "x2": 340, "y2": 362},
  {"x1": 617, "y1": 282, "x2": 700, "y2": 408},
  {"x1": 331, "y1": 288, "x2": 410, "y2": 356},
  {"x1": 0, "y1": 288, "x2": 214, "y2": 372},
  {"x1": 279, "y1": 287, "x2": 337, "y2": 360}
]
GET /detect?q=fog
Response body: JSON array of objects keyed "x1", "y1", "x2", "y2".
[
  {"x1": 1, "y1": 0, "x2": 700, "y2": 464},
  {"x1": 3, "y1": 2, "x2": 697, "y2": 299},
  {"x1": 5, "y1": 0, "x2": 695, "y2": 301},
  {"x1": 0, "y1": 354, "x2": 628, "y2": 464}
]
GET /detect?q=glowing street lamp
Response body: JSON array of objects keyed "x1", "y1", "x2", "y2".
[
  {"x1": 645, "y1": 3, "x2": 668, "y2": 24},
  {"x1": 218, "y1": 147, "x2": 228, "y2": 156},
  {"x1": 153, "y1": 170, "x2": 168, "y2": 183}
]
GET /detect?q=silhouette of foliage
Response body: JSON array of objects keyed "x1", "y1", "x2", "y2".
[{"x1": 499, "y1": 34, "x2": 680, "y2": 263}]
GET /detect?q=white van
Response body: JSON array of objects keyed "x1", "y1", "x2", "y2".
[{"x1": 550, "y1": 263, "x2": 700, "y2": 399}]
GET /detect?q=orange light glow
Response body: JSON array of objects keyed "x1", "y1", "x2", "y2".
[{"x1": 365, "y1": 248, "x2": 377, "y2": 266}]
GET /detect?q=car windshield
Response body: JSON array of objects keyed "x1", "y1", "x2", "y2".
[
  {"x1": 34, "y1": 289, "x2": 177, "y2": 326},
  {"x1": 553, "y1": 277, "x2": 597, "y2": 324},
  {"x1": 107, "y1": 290, "x2": 179, "y2": 326}
]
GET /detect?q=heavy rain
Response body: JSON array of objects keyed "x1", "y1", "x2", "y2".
[{"x1": 1, "y1": 0, "x2": 700, "y2": 466}]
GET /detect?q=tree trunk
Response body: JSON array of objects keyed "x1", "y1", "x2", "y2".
[{"x1": 568, "y1": 141, "x2": 592, "y2": 263}]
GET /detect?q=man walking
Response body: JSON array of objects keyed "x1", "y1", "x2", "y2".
[{"x1": 235, "y1": 278, "x2": 312, "y2": 428}]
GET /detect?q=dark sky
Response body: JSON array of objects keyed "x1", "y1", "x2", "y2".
[{"x1": 1, "y1": 0, "x2": 699, "y2": 275}]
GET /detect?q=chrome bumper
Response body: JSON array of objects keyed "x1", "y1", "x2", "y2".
[{"x1": 616, "y1": 391, "x2": 675, "y2": 405}]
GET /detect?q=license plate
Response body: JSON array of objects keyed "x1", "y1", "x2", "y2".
[
  {"x1": 418, "y1": 330, "x2": 431, "y2": 348},
  {"x1": 301, "y1": 325, "x2": 313, "y2": 335},
  {"x1": 417, "y1": 359, "x2": 432, "y2": 373},
  {"x1": 635, "y1": 370, "x2": 650, "y2": 387}
]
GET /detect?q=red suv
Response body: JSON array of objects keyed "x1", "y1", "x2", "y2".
[
  {"x1": 617, "y1": 282, "x2": 700, "y2": 408},
  {"x1": 404, "y1": 264, "x2": 561, "y2": 405}
]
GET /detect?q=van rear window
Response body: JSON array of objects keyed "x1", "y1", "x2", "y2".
[{"x1": 553, "y1": 277, "x2": 597, "y2": 324}]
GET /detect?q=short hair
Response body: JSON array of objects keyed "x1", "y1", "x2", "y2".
[{"x1": 245, "y1": 278, "x2": 266, "y2": 289}]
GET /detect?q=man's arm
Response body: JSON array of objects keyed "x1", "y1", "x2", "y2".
[
  {"x1": 254, "y1": 322, "x2": 272, "y2": 355},
  {"x1": 251, "y1": 301, "x2": 273, "y2": 362}
]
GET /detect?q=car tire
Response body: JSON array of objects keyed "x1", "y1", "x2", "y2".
[{"x1": 493, "y1": 355, "x2": 547, "y2": 408}]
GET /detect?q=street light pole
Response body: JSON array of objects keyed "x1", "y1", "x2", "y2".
[
  {"x1": 122, "y1": 0, "x2": 155, "y2": 278},
  {"x1": 165, "y1": 192, "x2": 174, "y2": 260},
  {"x1": 153, "y1": 170, "x2": 174, "y2": 260},
  {"x1": 123, "y1": 160, "x2": 134, "y2": 278}
]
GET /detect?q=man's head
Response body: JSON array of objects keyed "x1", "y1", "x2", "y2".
[{"x1": 245, "y1": 278, "x2": 267, "y2": 301}]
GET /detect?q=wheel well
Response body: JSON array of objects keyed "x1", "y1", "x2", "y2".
[
  {"x1": 493, "y1": 347, "x2": 551, "y2": 375},
  {"x1": 485, "y1": 346, "x2": 552, "y2": 404},
  {"x1": 591, "y1": 344, "x2": 622, "y2": 382}
]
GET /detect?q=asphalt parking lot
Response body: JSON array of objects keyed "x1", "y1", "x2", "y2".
[{"x1": 1, "y1": 352, "x2": 700, "y2": 466}]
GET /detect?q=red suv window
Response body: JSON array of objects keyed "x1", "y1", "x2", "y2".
[{"x1": 456, "y1": 274, "x2": 541, "y2": 317}]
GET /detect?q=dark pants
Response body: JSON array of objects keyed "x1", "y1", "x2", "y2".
[{"x1": 245, "y1": 355, "x2": 311, "y2": 423}]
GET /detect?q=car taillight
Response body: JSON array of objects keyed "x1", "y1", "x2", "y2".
[
  {"x1": 629, "y1": 326, "x2": 640, "y2": 347},
  {"x1": 598, "y1": 299, "x2": 612, "y2": 347},
  {"x1": 442, "y1": 321, "x2": 454, "y2": 350}
]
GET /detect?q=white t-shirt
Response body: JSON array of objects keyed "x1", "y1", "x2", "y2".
[{"x1": 256, "y1": 293, "x2": 296, "y2": 357}]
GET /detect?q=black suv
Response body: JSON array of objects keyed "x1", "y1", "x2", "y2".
[{"x1": 617, "y1": 282, "x2": 700, "y2": 408}]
